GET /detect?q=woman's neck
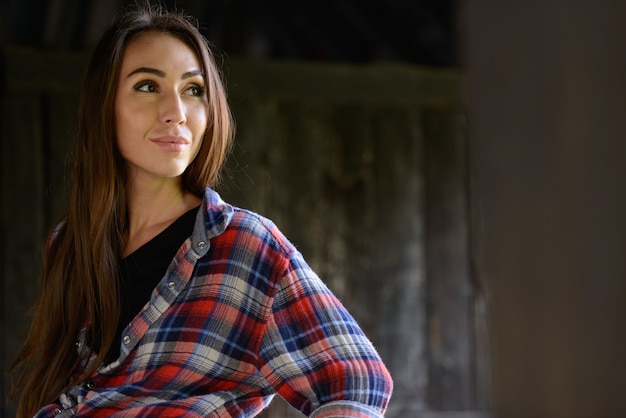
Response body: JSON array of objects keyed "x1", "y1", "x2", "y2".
[{"x1": 123, "y1": 176, "x2": 201, "y2": 257}]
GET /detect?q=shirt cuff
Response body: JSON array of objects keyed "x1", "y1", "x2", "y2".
[{"x1": 310, "y1": 400, "x2": 386, "y2": 418}]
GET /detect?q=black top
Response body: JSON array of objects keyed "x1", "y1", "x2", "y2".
[{"x1": 105, "y1": 206, "x2": 199, "y2": 364}]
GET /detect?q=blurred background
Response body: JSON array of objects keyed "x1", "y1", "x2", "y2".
[
  {"x1": 2, "y1": 0, "x2": 457, "y2": 66},
  {"x1": 1, "y1": 1, "x2": 625, "y2": 417}
]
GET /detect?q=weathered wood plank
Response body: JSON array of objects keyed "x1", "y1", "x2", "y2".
[
  {"x1": 367, "y1": 105, "x2": 430, "y2": 415},
  {"x1": 423, "y1": 109, "x2": 473, "y2": 409}
]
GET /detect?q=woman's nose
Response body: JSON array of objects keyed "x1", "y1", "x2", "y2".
[{"x1": 160, "y1": 93, "x2": 186, "y2": 124}]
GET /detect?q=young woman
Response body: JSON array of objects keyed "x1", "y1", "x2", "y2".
[{"x1": 11, "y1": 5, "x2": 393, "y2": 418}]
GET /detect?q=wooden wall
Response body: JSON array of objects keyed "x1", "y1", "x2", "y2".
[{"x1": 0, "y1": 48, "x2": 486, "y2": 417}]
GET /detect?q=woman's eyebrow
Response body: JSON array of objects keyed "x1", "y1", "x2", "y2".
[
  {"x1": 127, "y1": 67, "x2": 165, "y2": 78},
  {"x1": 182, "y1": 70, "x2": 204, "y2": 79},
  {"x1": 126, "y1": 67, "x2": 204, "y2": 79}
]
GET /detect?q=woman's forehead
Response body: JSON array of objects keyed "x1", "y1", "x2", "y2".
[{"x1": 120, "y1": 31, "x2": 202, "y2": 74}]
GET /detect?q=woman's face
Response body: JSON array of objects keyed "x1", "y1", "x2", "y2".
[{"x1": 115, "y1": 31, "x2": 208, "y2": 184}]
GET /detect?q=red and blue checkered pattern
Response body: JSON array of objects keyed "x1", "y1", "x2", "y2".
[{"x1": 36, "y1": 188, "x2": 393, "y2": 417}]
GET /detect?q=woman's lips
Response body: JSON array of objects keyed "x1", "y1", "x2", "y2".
[{"x1": 150, "y1": 135, "x2": 190, "y2": 152}]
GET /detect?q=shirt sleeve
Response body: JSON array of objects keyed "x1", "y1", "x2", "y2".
[{"x1": 259, "y1": 251, "x2": 393, "y2": 417}]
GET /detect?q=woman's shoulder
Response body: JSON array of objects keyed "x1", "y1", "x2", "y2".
[
  {"x1": 202, "y1": 188, "x2": 296, "y2": 258},
  {"x1": 228, "y1": 207, "x2": 296, "y2": 257}
]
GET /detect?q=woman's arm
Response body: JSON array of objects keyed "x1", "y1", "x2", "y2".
[{"x1": 259, "y1": 251, "x2": 393, "y2": 417}]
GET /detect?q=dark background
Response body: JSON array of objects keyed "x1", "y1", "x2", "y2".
[{"x1": 1, "y1": 0, "x2": 457, "y2": 66}]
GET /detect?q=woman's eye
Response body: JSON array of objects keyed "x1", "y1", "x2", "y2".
[
  {"x1": 186, "y1": 85, "x2": 205, "y2": 97},
  {"x1": 134, "y1": 82, "x2": 157, "y2": 93}
]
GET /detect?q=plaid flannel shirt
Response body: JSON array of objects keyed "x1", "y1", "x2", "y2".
[{"x1": 36, "y1": 188, "x2": 393, "y2": 417}]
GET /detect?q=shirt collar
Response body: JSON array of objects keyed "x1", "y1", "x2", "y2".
[{"x1": 190, "y1": 187, "x2": 234, "y2": 257}]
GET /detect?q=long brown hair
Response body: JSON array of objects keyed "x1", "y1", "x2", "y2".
[{"x1": 10, "y1": 4, "x2": 234, "y2": 416}]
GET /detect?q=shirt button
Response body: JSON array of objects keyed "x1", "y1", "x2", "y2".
[
  {"x1": 197, "y1": 241, "x2": 206, "y2": 249},
  {"x1": 167, "y1": 281, "x2": 176, "y2": 290},
  {"x1": 123, "y1": 335, "x2": 131, "y2": 345},
  {"x1": 86, "y1": 380, "x2": 95, "y2": 390}
]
